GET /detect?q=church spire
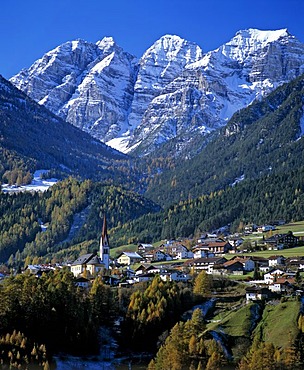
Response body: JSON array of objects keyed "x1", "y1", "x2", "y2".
[{"x1": 100, "y1": 214, "x2": 110, "y2": 269}]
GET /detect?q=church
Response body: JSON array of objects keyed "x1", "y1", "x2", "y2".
[{"x1": 70, "y1": 214, "x2": 110, "y2": 277}]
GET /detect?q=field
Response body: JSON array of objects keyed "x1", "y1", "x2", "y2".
[{"x1": 277, "y1": 220, "x2": 304, "y2": 235}]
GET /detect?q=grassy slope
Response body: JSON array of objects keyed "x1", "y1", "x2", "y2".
[
  {"x1": 208, "y1": 299, "x2": 301, "y2": 352},
  {"x1": 277, "y1": 220, "x2": 304, "y2": 235},
  {"x1": 208, "y1": 302, "x2": 254, "y2": 337},
  {"x1": 109, "y1": 244, "x2": 138, "y2": 258},
  {"x1": 252, "y1": 299, "x2": 300, "y2": 349}
]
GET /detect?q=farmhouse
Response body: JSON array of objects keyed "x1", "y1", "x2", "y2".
[{"x1": 117, "y1": 251, "x2": 142, "y2": 265}]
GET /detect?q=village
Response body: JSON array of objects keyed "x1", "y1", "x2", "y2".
[{"x1": 5, "y1": 216, "x2": 302, "y2": 304}]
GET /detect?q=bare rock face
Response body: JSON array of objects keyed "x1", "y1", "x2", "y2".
[
  {"x1": 10, "y1": 29, "x2": 304, "y2": 157},
  {"x1": 126, "y1": 29, "x2": 304, "y2": 155},
  {"x1": 11, "y1": 37, "x2": 138, "y2": 143},
  {"x1": 128, "y1": 35, "x2": 203, "y2": 132}
]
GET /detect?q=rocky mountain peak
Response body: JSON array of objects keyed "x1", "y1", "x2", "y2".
[
  {"x1": 96, "y1": 36, "x2": 118, "y2": 53},
  {"x1": 219, "y1": 28, "x2": 293, "y2": 63},
  {"x1": 142, "y1": 34, "x2": 203, "y2": 63},
  {"x1": 9, "y1": 29, "x2": 304, "y2": 157}
]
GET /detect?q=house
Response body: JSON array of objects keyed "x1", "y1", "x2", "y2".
[
  {"x1": 258, "y1": 225, "x2": 276, "y2": 232},
  {"x1": 140, "y1": 251, "x2": 155, "y2": 263},
  {"x1": 158, "y1": 242, "x2": 193, "y2": 260},
  {"x1": 117, "y1": 252, "x2": 142, "y2": 266},
  {"x1": 228, "y1": 236, "x2": 244, "y2": 249},
  {"x1": 286, "y1": 257, "x2": 304, "y2": 271},
  {"x1": 102, "y1": 275, "x2": 121, "y2": 286},
  {"x1": 269, "y1": 277, "x2": 295, "y2": 293},
  {"x1": 133, "y1": 272, "x2": 155, "y2": 283},
  {"x1": 259, "y1": 265, "x2": 270, "y2": 273},
  {"x1": 263, "y1": 232, "x2": 299, "y2": 250},
  {"x1": 245, "y1": 286, "x2": 273, "y2": 301},
  {"x1": 176, "y1": 248, "x2": 194, "y2": 260},
  {"x1": 205, "y1": 241, "x2": 233, "y2": 255},
  {"x1": 137, "y1": 244, "x2": 154, "y2": 254},
  {"x1": 229, "y1": 256, "x2": 256, "y2": 271},
  {"x1": 159, "y1": 271, "x2": 191, "y2": 282},
  {"x1": 71, "y1": 253, "x2": 104, "y2": 277},
  {"x1": 135, "y1": 264, "x2": 152, "y2": 275},
  {"x1": 26, "y1": 264, "x2": 42, "y2": 275},
  {"x1": 25, "y1": 264, "x2": 55, "y2": 276},
  {"x1": 250, "y1": 256, "x2": 269, "y2": 268},
  {"x1": 193, "y1": 244, "x2": 214, "y2": 259},
  {"x1": 185, "y1": 257, "x2": 227, "y2": 274},
  {"x1": 213, "y1": 260, "x2": 244, "y2": 275},
  {"x1": 223, "y1": 260, "x2": 244, "y2": 274},
  {"x1": 263, "y1": 269, "x2": 295, "y2": 284},
  {"x1": 75, "y1": 276, "x2": 90, "y2": 289},
  {"x1": 263, "y1": 268, "x2": 286, "y2": 284},
  {"x1": 268, "y1": 255, "x2": 285, "y2": 267},
  {"x1": 153, "y1": 249, "x2": 172, "y2": 262}
]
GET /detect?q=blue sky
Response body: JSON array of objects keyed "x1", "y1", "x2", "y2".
[{"x1": 1, "y1": 0, "x2": 303, "y2": 79}]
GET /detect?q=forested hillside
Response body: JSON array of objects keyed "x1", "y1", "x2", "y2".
[
  {"x1": 0, "y1": 75, "x2": 139, "y2": 187},
  {"x1": 145, "y1": 74, "x2": 304, "y2": 207},
  {"x1": 110, "y1": 166, "x2": 304, "y2": 245},
  {"x1": 0, "y1": 178, "x2": 159, "y2": 266}
]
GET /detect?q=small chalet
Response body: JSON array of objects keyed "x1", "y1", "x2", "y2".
[
  {"x1": 185, "y1": 257, "x2": 227, "y2": 274},
  {"x1": 158, "y1": 242, "x2": 193, "y2": 260},
  {"x1": 258, "y1": 225, "x2": 276, "y2": 232},
  {"x1": 223, "y1": 260, "x2": 244, "y2": 274},
  {"x1": 264, "y1": 269, "x2": 295, "y2": 284},
  {"x1": 205, "y1": 241, "x2": 233, "y2": 255},
  {"x1": 228, "y1": 236, "x2": 244, "y2": 249},
  {"x1": 71, "y1": 253, "x2": 104, "y2": 278},
  {"x1": 245, "y1": 286, "x2": 272, "y2": 301},
  {"x1": 250, "y1": 256, "x2": 269, "y2": 268},
  {"x1": 137, "y1": 244, "x2": 154, "y2": 254},
  {"x1": 117, "y1": 252, "x2": 142, "y2": 266},
  {"x1": 228, "y1": 256, "x2": 256, "y2": 271},
  {"x1": 213, "y1": 260, "x2": 244, "y2": 275},
  {"x1": 153, "y1": 249, "x2": 172, "y2": 262},
  {"x1": 269, "y1": 277, "x2": 296, "y2": 293},
  {"x1": 193, "y1": 244, "x2": 214, "y2": 259},
  {"x1": 268, "y1": 255, "x2": 285, "y2": 267},
  {"x1": 135, "y1": 264, "x2": 152, "y2": 275}
]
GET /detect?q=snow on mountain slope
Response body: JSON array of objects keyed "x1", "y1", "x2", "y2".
[
  {"x1": 11, "y1": 37, "x2": 138, "y2": 143},
  {"x1": 10, "y1": 29, "x2": 304, "y2": 157},
  {"x1": 126, "y1": 28, "x2": 304, "y2": 154}
]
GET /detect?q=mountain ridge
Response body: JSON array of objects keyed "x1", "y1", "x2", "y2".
[
  {"x1": 11, "y1": 28, "x2": 304, "y2": 157},
  {"x1": 0, "y1": 74, "x2": 136, "y2": 184},
  {"x1": 144, "y1": 73, "x2": 304, "y2": 207}
]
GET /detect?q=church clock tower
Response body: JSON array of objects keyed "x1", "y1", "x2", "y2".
[{"x1": 100, "y1": 214, "x2": 110, "y2": 269}]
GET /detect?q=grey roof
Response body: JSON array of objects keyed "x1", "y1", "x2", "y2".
[
  {"x1": 119, "y1": 252, "x2": 142, "y2": 259},
  {"x1": 72, "y1": 253, "x2": 103, "y2": 266}
]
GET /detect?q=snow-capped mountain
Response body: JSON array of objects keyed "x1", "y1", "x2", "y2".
[
  {"x1": 127, "y1": 29, "x2": 304, "y2": 154},
  {"x1": 10, "y1": 29, "x2": 304, "y2": 156}
]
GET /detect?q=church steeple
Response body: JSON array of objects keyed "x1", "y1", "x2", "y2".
[{"x1": 100, "y1": 214, "x2": 110, "y2": 269}]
